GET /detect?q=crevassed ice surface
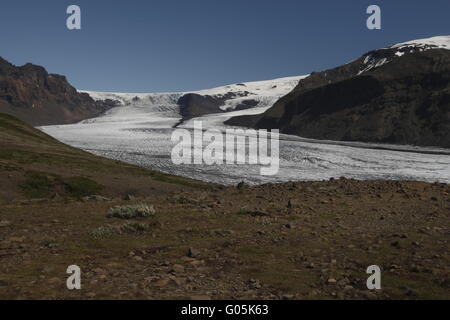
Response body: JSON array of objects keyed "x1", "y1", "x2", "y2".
[{"x1": 40, "y1": 75, "x2": 450, "y2": 185}]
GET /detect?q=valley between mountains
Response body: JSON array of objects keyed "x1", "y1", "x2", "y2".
[{"x1": 0, "y1": 36, "x2": 449, "y2": 300}]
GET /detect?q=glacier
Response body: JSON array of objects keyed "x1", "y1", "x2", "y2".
[{"x1": 39, "y1": 74, "x2": 450, "y2": 185}]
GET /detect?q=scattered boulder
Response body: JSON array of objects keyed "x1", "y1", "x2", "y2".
[{"x1": 187, "y1": 247, "x2": 200, "y2": 258}]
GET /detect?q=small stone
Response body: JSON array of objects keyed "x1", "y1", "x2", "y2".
[
  {"x1": 189, "y1": 259, "x2": 204, "y2": 267},
  {"x1": 344, "y1": 285, "x2": 354, "y2": 291},
  {"x1": 90, "y1": 195, "x2": 111, "y2": 201},
  {"x1": 187, "y1": 247, "x2": 200, "y2": 258},
  {"x1": 172, "y1": 264, "x2": 185, "y2": 273},
  {"x1": 407, "y1": 289, "x2": 418, "y2": 297},
  {"x1": 38, "y1": 266, "x2": 55, "y2": 274},
  {"x1": 124, "y1": 194, "x2": 136, "y2": 201},
  {"x1": 155, "y1": 279, "x2": 170, "y2": 287},
  {"x1": 173, "y1": 278, "x2": 186, "y2": 286},
  {"x1": 181, "y1": 257, "x2": 196, "y2": 263},
  {"x1": 327, "y1": 279, "x2": 337, "y2": 285},
  {"x1": 47, "y1": 277, "x2": 62, "y2": 285},
  {"x1": 249, "y1": 279, "x2": 262, "y2": 289},
  {"x1": 161, "y1": 260, "x2": 170, "y2": 266},
  {"x1": 391, "y1": 241, "x2": 401, "y2": 248}
]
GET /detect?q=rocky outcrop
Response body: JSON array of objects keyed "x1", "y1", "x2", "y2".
[
  {"x1": 0, "y1": 57, "x2": 113, "y2": 126},
  {"x1": 177, "y1": 93, "x2": 225, "y2": 119},
  {"x1": 177, "y1": 91, "x2": 253, "y2": 119}
]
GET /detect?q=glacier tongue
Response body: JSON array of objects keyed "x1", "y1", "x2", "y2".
[
  {"x1": 39, "y1": 36, "x2": 450, "y2": 185},
  {"x1": 40, "y1": 72, "x2": 450, "y2": 186}
]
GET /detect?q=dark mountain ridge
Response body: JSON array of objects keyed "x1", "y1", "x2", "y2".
[
  {"x1": 0, "y1": 57, "x2": 115, "y2": 126},
  {"x1": 226, "y1": 43, "x2": 450, "y2": 148}
]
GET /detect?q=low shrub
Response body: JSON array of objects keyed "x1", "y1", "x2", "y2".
[
  {"x1": 107, "y1": 204, "x2": 156, "y2": 219},
  {"x1": 91, "y1": 222, "x2": 153, "y2": 239},
  {"x1": 120, "y1": 221, "x2": 152, "y2": 233}
]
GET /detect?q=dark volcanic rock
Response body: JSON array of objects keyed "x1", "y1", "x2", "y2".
[
  {"x1": 0, "y1": 57, "x2": 113, "y2": 126},
  {"x1": 234, "y1": 99, "x2": 259, "y2": 111},
  {"x1": 177, "y1": 93, "x2": 224, "y2": 119},
  {"x1": 226, "y1": 47, "x2": 450, "y2": 148},
  {"x1": 177, "y1": 91, "x2": 253, "y2": 121}
]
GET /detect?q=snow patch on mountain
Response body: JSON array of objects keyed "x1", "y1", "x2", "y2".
[
  {"x1": 358, "y1": 56, "x2": 389, "y2": 75},
  {"x1": 78, "y1": 75, "x2": 306, "y2": 128},
  {"x1": 357, "y1": 35, "x2": 450, "y2": 75}
]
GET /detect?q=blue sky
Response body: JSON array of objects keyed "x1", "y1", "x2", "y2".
[{"x1": 1, "y1": 0, "x2": 449, "y2": 92}]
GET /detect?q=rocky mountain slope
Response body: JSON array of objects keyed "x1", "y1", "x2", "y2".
[
  {"x1": 0, "y1": 57, "x2": 115, "y2": 126},
  {"x1": 226, "y1": 36, "x2": 450, "y2": 148}
]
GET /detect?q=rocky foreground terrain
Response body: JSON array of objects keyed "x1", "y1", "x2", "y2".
[
  {"x1": 0, "y1": 112, "x2": 449, "y2": 300},
  {"x1": 0, "y1": 178, "x2": 449, "y2": 300}
]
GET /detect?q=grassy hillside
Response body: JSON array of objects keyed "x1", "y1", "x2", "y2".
[{"x1": 0, "y1": 113, "x2": 211, "y2": 201}]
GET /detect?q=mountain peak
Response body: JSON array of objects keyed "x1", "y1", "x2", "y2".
[{"x1": 0, "y1": 56, "x2": 113, "y2": 126}]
